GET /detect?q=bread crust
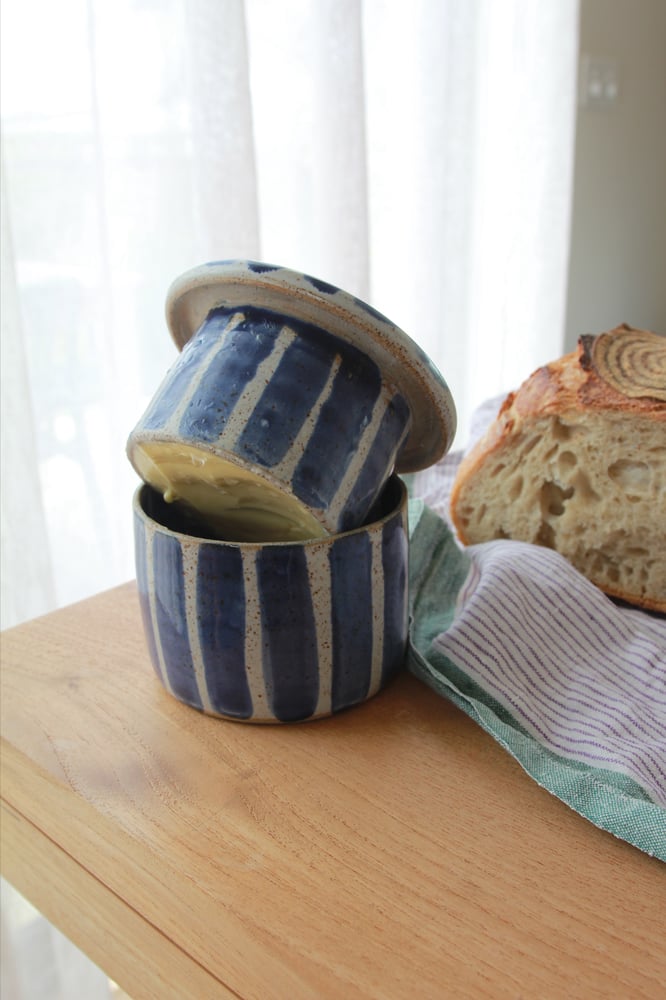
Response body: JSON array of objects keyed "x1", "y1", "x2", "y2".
[{"x1": 450, "y1": 325, "x2": 666, "y2": 613}]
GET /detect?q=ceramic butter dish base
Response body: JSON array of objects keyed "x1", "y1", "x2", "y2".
[{"x1": 133, "y1": 476, "x2": 409, "y2": 723}]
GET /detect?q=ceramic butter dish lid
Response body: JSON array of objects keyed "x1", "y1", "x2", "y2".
[
  {"x1": 128, "y1": 260, "x2": 456, "y2": 541},
  {"x1": 165, "y1": 260, "x2": 457, "y2": 473}
]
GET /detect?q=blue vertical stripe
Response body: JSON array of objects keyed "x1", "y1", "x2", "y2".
[
  {"x1": 329, "y1": 532, "x2": 373, "y2": 712},
  {"x1": 133, "y1": 509, "x2": 161, "y2": 680},
  {"x1": 141, "y1": 324, "x2": 221, "y2": 431},
  {"x1": 196, "y1": 543, "x2": 253, "y2": 719},
  {"x1": 178, "y1": 308, "x2": 276, "y2": 441},
  {"x1": 152, "y1": 533, "x2": 203, "y2": 710},
  {"x1": 236, "y1": 331, "x2": 333, "y2": 468},
  {"x1": 341, "y1": 393, "x2": 411, "y2": 530},
  {"x1": 257, "y1": 546, "x2": 319, "y2": 721},
  {"x1": 291, "y1": 347, "x2": 383, "y2": 511}
]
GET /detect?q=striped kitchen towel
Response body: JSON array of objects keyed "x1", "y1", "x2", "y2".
[{"x1": 408, "y1": 458, "x2": 666, "y2": 859}]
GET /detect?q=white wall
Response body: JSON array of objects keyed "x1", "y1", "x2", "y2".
[{"x1": 564, "y1": 0, "x2": 666, "y2": 351}]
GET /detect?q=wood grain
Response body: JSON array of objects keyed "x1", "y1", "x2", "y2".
[
  {"x1": 1, "y1": 800, "x2": 233, "y2": 999},
  {"x1": 1, "y1": 583, "x2": 665, "y2": 999}
]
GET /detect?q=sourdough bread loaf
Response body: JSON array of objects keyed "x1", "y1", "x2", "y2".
[{"x1": 450, "y1": 325, "x2": 666, "y2": 612}]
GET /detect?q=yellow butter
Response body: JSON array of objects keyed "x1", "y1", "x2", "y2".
[{"x1": 133, "y1": 441, "x2": 328, "y2": 543}]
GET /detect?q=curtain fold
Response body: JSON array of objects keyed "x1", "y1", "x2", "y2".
[
  {"x1": 1, "y1": 1, "x2": 579, "y2": 995},
  {"x1": 185, "y1": 0, "x2": 261, "y2": 257},
  {"x1": 363, "y1": 0, "x2": 579, "y2": 435},
  {"x1": 246, "y1": 0, "x2": 371, "y2": 295},
  {"x1": 1, "y1": 167, "x2": 56, "y2": 626}
]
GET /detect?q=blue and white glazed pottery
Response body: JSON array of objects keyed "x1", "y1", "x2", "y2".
[
  {"x1": 133, "y1": 476, "x2": 409, "y2": 723},
  {"x1": 127, "y1": 260, "x2": 456, "y2": 540}
]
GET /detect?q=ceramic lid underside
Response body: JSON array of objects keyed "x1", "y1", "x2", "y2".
[{"x1": 165, "y1": 261, "x2": 457, "y2": 473}]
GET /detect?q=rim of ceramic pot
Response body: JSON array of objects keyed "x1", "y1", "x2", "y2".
[
  {"x1": 134, "y1": 476, "x2": 407, "y2": 550},
  {"x1": 164, "y1": 260, "x2": 456, "y2": 473}
]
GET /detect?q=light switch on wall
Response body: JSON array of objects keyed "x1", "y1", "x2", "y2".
[{"x1": 579, "y1": 54, "x2": 620, "y2": 108}]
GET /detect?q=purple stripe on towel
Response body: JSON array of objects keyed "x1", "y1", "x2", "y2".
[
  {"x1": 473, "y1": 568, "x2": 666, "y2": 737},
  {"x1": 436, "y1": 540, "x2": 666, "y2": 806}
]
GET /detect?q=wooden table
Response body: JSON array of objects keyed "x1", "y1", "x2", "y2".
[{"x1": 1, "y1": 583, "x2": 664, "y2": 999}]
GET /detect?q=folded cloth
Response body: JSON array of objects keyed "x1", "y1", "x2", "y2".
[{"x1": 408, "y1": 452, "x2": 666, "y2": 860}]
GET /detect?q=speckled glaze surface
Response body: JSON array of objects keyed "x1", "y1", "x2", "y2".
[
  {"x1": 133, "y1": 476, "x2": 409, "y2": 723},
  {"x1": 128, "y1": 260, "x2": 456, "y2": 536}
]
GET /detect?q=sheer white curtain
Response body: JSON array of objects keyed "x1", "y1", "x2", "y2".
[{"x1": 1, "y1": 0, "x2": 579, "y2": 995}]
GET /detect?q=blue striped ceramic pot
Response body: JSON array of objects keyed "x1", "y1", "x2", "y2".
[
  {"x1": 133, "y1": 476, "x2": 409, "y2": 723},
  {"x1": 127, "y1": 260, "x2": 455, "y2": 540}
]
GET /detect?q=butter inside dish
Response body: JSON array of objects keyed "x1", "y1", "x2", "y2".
[{"x1": 132, "y1": 441, "x2": 329, "y2": 543}]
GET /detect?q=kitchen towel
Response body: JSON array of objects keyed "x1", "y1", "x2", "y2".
[{"x1": 408, "y1": 427, "x2": 666, "y2": 860}]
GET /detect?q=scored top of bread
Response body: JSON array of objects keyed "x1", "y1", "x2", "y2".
[{"x1": 450, "y1": 324, "x2": 666, "y2": 613}]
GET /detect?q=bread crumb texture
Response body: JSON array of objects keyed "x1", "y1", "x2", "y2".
[{"x1": 451, "y1": 327, "x2": 666, "y2": 612}]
